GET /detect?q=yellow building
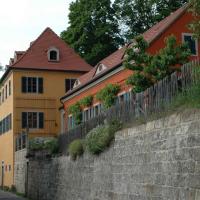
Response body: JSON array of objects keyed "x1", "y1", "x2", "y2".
[{"x1": 0, "y1": 28, "x2": 92, "y2": 187}]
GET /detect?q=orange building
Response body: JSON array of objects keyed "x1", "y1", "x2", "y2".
[
  {"x1": 60, "y1": 4, "x2": 200, "y2": 131},
  {"x1": 0, "y1": 27, "x2": 92, "y2": 187}
]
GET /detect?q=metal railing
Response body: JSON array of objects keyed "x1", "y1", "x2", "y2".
[{"x1": 59, "y1": 60, "x2": 200, "y2": 153}]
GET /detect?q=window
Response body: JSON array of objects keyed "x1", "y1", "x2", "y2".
[
  {"x1": 83, "y1": 108, "x2": 92, "y2": 122},
  {"x1": 22, "y1": 77, "x2": 43, "y2": 93},
  {"x1": 73, "y1": 80, "x2": 80, "y2": 88},
  {"x1": 2, "y1": 89, "x2": 4, "y2": 102},
  {"x1": 65, "y1": 79, "x2": 76, "y2": 92},
  {"x1": 182, "y1": 33, "x2": 198, "y2": 56},
  {"x1": 0, "y1": 114, "x2": 12, "y2": 135},
  {"x1": 95, "y1": 64, "x2": 107, "y2": 76},
  {"x1": 67, "y1": 115, "x2": 74, "y2": 130},
  {"x1": 93, "y1": 104, "x2": 101, "y2": 117},
  {"x1": 9, "y1": 81, "x2": 11, "y2": 96},
  {"x1": 22, "y1": 112, "x2": 44, "y2": 129},
  {"x1": 48, "y1": 47, "x2": 59, "y2": 62},
  {"x1": 5, "y1": 85, "x2": 7, "y2": 99}
]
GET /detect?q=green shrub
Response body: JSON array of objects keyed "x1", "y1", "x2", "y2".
[
  {"x1": 44, "y1": 138, "x2": 59, "y2": 154},
  {"x1": 96, "y1": 84, "x2": 120, "y2": 108},
  {"x1": 80, "y1": 95, "x2": 93, "y2": 107},
  {"x1": 10, "y1": 185, "x2": 16, "y2": 193},
  {"x1": 29, "y1": 137, "x2": 59, "y2": 154},
  {"x1": 68, "y1": 139, "x2": 84, "y2": 160},
  {"x1": 85, "y1": 120, "x2": 122, "y2": 154}
]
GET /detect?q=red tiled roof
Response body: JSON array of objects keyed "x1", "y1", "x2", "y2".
[
  {"x1": 61, "y1": 4, "x2": 188, "y2": 100},
  {"x1": 143, "y1": 4, "x2": 188, "y2": 43},
  {"x1": 10, "y1": 27, "x2": 92, "y2": 72}
]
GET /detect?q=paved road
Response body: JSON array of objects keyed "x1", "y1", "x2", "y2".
[{"x1": 0, "y1": 190, "x2": 25, "y2": 200}]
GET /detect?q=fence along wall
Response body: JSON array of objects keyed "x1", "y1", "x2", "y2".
[
  {"x1": 28, "y1": 108, "x2": 200, "y2": 200},
  {"x1": 59, "y1": 60, "x2": 200, "y2": 153}
]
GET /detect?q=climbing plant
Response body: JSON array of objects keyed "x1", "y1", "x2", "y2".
[
  {"x1": 124, "y1": 35, "x2": 191, "y2": 93},
  {"x1": 79, "y1": 95, "x2": 93, "y2": 107},
  {"x1": 68, "y1": 102, "x2": 82, "y2": 125},
  {"x1": 96, "y1": 84, "x2": 120, "y2": 108}
]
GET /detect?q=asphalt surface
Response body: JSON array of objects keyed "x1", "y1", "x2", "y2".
[{"x1": 0, "y1": 190, "x2": 25, "y2": 200}]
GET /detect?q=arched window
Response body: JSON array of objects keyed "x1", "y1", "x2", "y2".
[
  {"x1": 48, "y1": 47, "x2": 59, "y2": 62},
  {"x1": 95, "y1": 63, "x2": 107, "y2": 76}
]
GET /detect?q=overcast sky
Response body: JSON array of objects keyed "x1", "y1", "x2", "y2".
[{"x1": 0, "y1": 0, "x2": 73, "y2": 68}]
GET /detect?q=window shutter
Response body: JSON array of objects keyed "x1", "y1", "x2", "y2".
[
  {"x1": 38, "y1": 78, "x2": 43, "y2": 93},
  {"x1": 65, "y1": 79, "x2": 70, "y2": 92},
  {"x1": 22, "y1": 112, "x2": 27, "y2": 128},
  {"x1": 39, "y1": 112, "x2": 44, "y2": 129},
  {"x1": 22, "y1": 77, "x2": 27, "y2": 93}
]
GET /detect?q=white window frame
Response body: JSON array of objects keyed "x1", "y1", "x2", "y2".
[
  {"x1": 47, "y1": 47, "x2": 59, "y2": 62},
  {"x1": 182, "y1": 33, "x2": 198, "y2": 56},
  {"x1": 95, "y1": 64, "x2": 107, "y2": 76},
  {"x1": 22, "y1": 111, "x2": 44, "y2": 130}
]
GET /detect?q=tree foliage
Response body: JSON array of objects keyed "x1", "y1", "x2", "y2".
[
  {"x1": 61, "y1": 0, "x2": 123, "y2": 66},
  {"x1": 113, "y1": 0, "x2": 187, "y2": 41},
  {"x1": 189, "y1": 0, "x2": 200, "y2": 39},
  {"x1": 124, "y1": 35, "x2": 191, "y2": 93}
]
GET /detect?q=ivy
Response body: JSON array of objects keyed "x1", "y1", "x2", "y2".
[
  {"x1": 79, "y1": 95, "x2": 93, "y2": 107},
  {"x1": 96, "y1": 84, "x2": 120, "y2": 108},
  {"x1": 68, "y1": 102, "x2": 82, "y2": 125},
  {"x1": 124, "y1": 35, "x2": 191, "y2": 93}
]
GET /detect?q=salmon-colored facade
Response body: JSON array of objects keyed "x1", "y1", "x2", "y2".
[{"x1": 61, "y1": 5, "x2": 200, "y2": 131}]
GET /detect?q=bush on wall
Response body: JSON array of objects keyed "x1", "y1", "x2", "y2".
[
  {"x1": 85, "y1": 120, "x2": 122, "y2": 154},
  {"x1": 68, "y1": 139, "x2": 84, "y2": 160}
]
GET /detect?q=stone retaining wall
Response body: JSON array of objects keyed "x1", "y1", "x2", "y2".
[{"x1": 27, "y1": 109, "x2": 200, "y2": 200}]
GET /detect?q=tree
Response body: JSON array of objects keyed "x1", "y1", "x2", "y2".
[
  {"x1": 124, "y1": 35, "x2": 191, "y2": 93},
  {"x1": 61, "y1": 0, "x2": 123, "y2": 66},
  {"x1": 113, "y1": 0, "x2": 187, "y2": 41},
  {"x1": 189, "y1": 0, "x2": 200, "y2": 38}
]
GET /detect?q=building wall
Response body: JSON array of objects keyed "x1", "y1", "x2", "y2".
[
  {"x1": 0, "y1": 69, "x2": 83, "y2": 187},
  {"x1": 27, "y1": 109, "x2": 200, "y2": 200},
  {"x1": 63, "y1": 11, "x2": 200, "y2": 130},
  {"x1": 13, "y1": 69, "x2": 82, "y2": 138},
  {"x1": 0, "y1": 72, "x2": 14, "y2": 187},
  {"x1": 147, "y1": 11, "x2": 200, "y2": 59}
]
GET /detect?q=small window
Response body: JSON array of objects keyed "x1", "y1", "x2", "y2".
[
  {"x1": 182, "y1": 33, "x2": 198, "y2": 56},
  {"x1": 65, "y1": 79, "x2": 76, "y2": 93},
  {"x1": 48, "y1": 47, "x2": 59, "y2": 62},
  {"x1": 9, "y1": 81, "x2": 11, "y2": 96},
  {"x1": 73, "y1": 80, "x2": 80, "y2": 88}
]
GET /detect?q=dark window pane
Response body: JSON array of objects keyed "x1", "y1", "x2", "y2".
[
  {"x1": 71, "y1": 79, "x2": 76, "y2": 89},
  {"x1": 39, "y1": 112, "x2": 44, "y2": 129},
  {"x1": 33, "y1": 112, "x2": 37, "y2": 128},
  {"x1": 28, "y1": 77, "x2": 32, "y2": 92},
  {"x1": 65, "y1": 79, "x2": 70, "y2": 92},
  {"x1": 22, "y1": 112, "x2": 27, "y2": 128},
  {"x1": 184, "y1": 35, "x2": 197, "y2": 55},
  {"x1": 22, "y1": 77, "x2": 27, "y2": 93},
  {"x1": 50, "y1": 51, "x2": 57, "y2": 60},
  {"x1": 9, "y1": 81, "x2": 11, "y2": 96},
  {"x1": 32, "y1": 78, "x2": 37, "y2": 93},
  {"x1": 38, "y1": 78, "x2": 43, "y2": 93}
]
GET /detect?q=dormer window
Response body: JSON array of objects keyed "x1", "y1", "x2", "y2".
[
  {"x1": 48, "y1": 47, "x2": 59, "y2": 62},
  {"x1": 73, "y1": 80, "x2": 81, "y2": 88},
  {"x1": 95, "y1": 64, "x2": 107, "y2": 76}
]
